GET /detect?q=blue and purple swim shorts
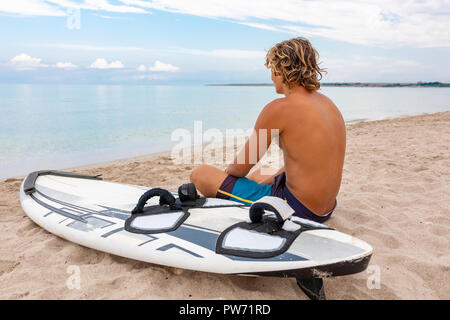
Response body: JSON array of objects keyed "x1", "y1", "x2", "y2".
[{"x1": 216, "y1": 172, "x2": 335, "y2": 223}]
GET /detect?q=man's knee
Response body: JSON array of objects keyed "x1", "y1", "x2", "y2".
[
  {"x1": 190, "y1": 164, "x2": 210, "y2": 184},
  {"x1": 190, "y1": 164, "x2": 226, "y2": 197}
]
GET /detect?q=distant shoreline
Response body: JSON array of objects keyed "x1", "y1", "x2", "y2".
[{"x1": 207, "y1": 81, "x2": 450, "y2": 88}]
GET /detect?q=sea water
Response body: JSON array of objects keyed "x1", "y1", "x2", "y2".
[{"x1": 0, "y1": 84, "x2": 449, "y2": 179}]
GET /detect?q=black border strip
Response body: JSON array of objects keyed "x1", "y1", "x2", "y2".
[
  {"x1": 241, "y1": 254, "x2": 372, "y2": 279},
  {"x1": 23, "y1": 170, "x2": 102, "y2": 195},
  {"x1": 29, "y1": 193, "x2": 86, "y2": 223}
]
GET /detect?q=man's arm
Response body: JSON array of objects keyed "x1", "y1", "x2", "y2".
[
  {"x1": 258, "y1": 166, "x2": 285, "y2": 185},
  {"x1": 226, "y1": 100, "x2": 283, "y2": 177}
]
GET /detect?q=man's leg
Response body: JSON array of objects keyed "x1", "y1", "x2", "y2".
[{"x1": 190, "y1": 164, "x2": 228, "y2": 197}]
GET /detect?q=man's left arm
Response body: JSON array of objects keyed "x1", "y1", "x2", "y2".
[{"x1": 226, "y1": 100, "x2": 283, "y2": 177}]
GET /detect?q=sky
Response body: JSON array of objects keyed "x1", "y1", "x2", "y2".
[{"x1": 0, "y1": 0, "x2": 449, "y2": 84}]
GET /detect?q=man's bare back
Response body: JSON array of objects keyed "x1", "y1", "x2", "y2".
[{"x1": 267, "y1": 87, "x2": 346, "y2": 215}]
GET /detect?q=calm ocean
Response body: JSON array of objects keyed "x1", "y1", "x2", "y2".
[{"x1": 1, "y1": 84, "x2": 449, "y2": 179}]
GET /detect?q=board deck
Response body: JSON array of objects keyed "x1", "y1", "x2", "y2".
[{"x1": 20, "y1": 171, "x2": 372, "y2": 279}]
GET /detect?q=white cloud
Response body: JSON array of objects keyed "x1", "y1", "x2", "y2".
[
  {"x1": 180, "y1": 48, "x2": 266, "y2": 59},
  {"x1": 137, "y1": 64, "x2": 147, "y2": 71},
  {"x1": 148, "y1": 61, "x2": 179, "y2": 72},
  {"x1": 55, "y1": 61, "x2": 78, "y2": 69},
  {"x1": 46, "y1": 0, "x2": 148, "y2": 14},
  {"x1": 33, "y1": 43, "x2": 144, "y2": 52},
  {"x1": 10, "y1": 53, "x2": 79, "y2": 70},
  {"x1": 136, "y1": 61, "x2": 179, "y2": 72},
  {"x1": 0, "y1": 0, "x2": 65, "y2": 16},
  {"x1": 2, "y1": 1, "x2": 448, "y2": 48},
  {"x1": 94, "y1": 14, "x2": 129, "y2": 19},
  {"x1": 89, "y1": 58, "x2": 125, "y2": 69},
  {"x1": 118, "y1": 0, "x2": 450, "y2": 48},
  {"x1": 237, "y1": 22, "x2": 282, "y2": 32},
  {"x1": 10, "y1": 53, "x2": 48, "y2": 69},
  {"x1": 0, "y1": 0, "x2": 149, "y2": 16}
]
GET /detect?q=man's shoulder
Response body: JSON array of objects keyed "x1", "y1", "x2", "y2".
[
  {"x1": 263, "y1": 97, "x2": 289, "y2": 113},
  {"x1": 263, "y1": 96, "x2": 310, "y2": 116},
  {"x1": 254, "y1": 98, "x2": 287, "y2": 128},
  {"x1": 268, "y1": 97, "x2": 288, "y2": 106}
]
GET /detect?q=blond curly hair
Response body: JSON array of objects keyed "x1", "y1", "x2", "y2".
[{"x1": 265, "y1": 37, "x2": 326, "y2": 91}]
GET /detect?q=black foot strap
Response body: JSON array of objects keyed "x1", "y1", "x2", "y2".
[{"x1": 296, "y1": 278, "x2": 326, "y2": 300}]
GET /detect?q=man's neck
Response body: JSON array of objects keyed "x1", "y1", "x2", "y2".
[{"x1": 282, "y1": 85, "x2": 310, "y2": 97}]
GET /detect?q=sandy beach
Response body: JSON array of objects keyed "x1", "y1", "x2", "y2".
[{"x1": 0, "y1": 111, "x2": 449, "y2": 300}]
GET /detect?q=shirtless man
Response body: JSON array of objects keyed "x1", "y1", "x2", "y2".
[{"x1": 190, "y1": 37, "x2": 346, "y2": 223}]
